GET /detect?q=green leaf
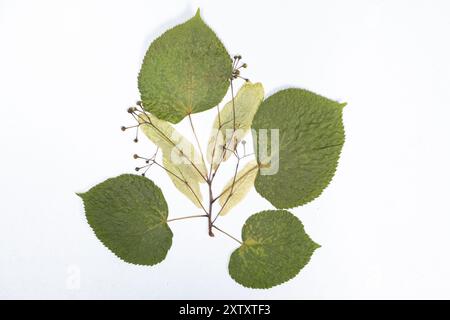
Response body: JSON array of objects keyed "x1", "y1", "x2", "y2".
[
  {"x1": 138, "y1": 112, "x2": 206, "y2": 207},
  {"x1": 219, "y1": 160, "x2": 259, "y2": 216},
  {"x1": 78, "y1": 174, "x2": 172, "y2": 266},
  {"x1": 138, "y1": 9, "x2": 232, "y2": 123},
  {"x1": 251, "y1": 88, "x2": 345, "y2": 209},
  {"x1": 207, "y1": 82, "x2": 264, "y2": 168},
  {"x1": 228, "y1": 210, "x2": 319, "y2": 289}
]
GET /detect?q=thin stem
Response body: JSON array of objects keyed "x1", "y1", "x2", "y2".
[
  {"x1": 167, "y1": 214, "x2": 208, "y2": 223},
  {"x1": 240, "y1": 152, "x2": 254, "y2": 159},
  {"x1": 212, "y1": 156, "x2": 241, "y2": 223},
  {"x1": 149, "y1": 159, "x2": 182, "y2": 180},
  {"x1": 231, "y1": 80, "x2": 236, "y2": 132},
  {"x1": 222, "y1": 146, "x2": 239, "y2": 159},
  {"x1": 152, "y1": 160, "x2": 208, "y2": 215},
  {"x1": 213, "y1": 130, "x2": 238, "y2": 178},
  {"x1": 188, "y1": 114, "x2": 206, "y2": 173},
  {"x1": 208, "y1": 119, "x2": 234, "y2": 180},
  {"x1": 212, "y1": 163, "x2": 258, "y2": 203},
  {"x1": 207, "y1": 181, "x2": 214, "y2": 237},
  {"x1": 210, "y1": 80, "x2": 238, "y2": 179},
  {"x1": 212, "y1": 225, "x2": 242, "y2": 245},
  {"x1": 208, "y1": 126, "x2": 222, "y2": 180}
]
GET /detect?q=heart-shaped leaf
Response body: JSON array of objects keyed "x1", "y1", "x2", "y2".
[
  {"x1": 138, "y1": 9, "x2": 232, "y2": 123},
  {"x1": 78, "y1": 174, "x2": 172, "y2": 266},
  {"x1": 251, "y1": 88, "x2": 345, "y2": 209},
  {"x1": 228, "y1": 210, "x2": 319, "y2": 288}
]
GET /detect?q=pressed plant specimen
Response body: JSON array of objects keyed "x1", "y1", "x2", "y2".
[{"x1": 78, "y1": 9, "x2": 346, "y2": 289}]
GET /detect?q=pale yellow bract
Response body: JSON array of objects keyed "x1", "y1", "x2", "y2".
[
  {"x1": 207, "y1": 82, "x2": 264, "y2": 168},
  {"x1": 219, "y1": 160, "x2": 259, "y2": 216},
  {"x1": 138, "y1": 112, "x2": 207, "y2": 208}
]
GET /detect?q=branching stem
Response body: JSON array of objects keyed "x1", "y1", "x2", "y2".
[
  {"x1": 151, "y1": 159, "x2": 208, "y2": 215},
  {"x1": 132, "y1": 75, "x2": 248, "y2": 242},
  {"x1": 212, "y1": 156, "x2": 240, "y2": 223},
  {"x1": 134, "y1": 110, "x2": 208, "y2": 183},
  {"x1": 212, "y1": 163, "x2": 258, "y2": 203}
]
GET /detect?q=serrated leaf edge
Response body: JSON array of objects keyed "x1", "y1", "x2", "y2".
[
  {"x1": 228, "y1": 210, "x2": 320, "y2": 289},
  {"x1": 76, "y1": 174, "x2": 173, "y2": 267}
]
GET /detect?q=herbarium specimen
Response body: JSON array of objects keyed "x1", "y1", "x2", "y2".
[{"x1": 78, "y1": 9, "x2": 346, "y2": 289}]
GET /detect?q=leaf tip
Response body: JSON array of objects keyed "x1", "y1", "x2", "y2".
[
  {"x1": 195, "y1": 8, "x2": 201, "y2": 18},
  {"x1": 75, "y1": 192, "x2": 85, "y2": 199},
  {"x1": 339, "y1": 102, "x2": 348, "y2": 108}
]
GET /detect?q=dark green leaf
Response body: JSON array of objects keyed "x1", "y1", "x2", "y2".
[
  {"x1": 78, "y1": 174, "x2": 172, "y2": 266},
  {"x1": 228, "y1": 210, "x2": 319, "y2": 289},
  {"x1": 251, "y1": 88, "x2": 345, "y2": 209},
  {"x1": 138, "y1": 9, "x2": 232, "y2": 123}
]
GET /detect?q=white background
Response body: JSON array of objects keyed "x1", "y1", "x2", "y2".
[{"x1": 1, "y1": 0, "x2": 450, "y2": 299}]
